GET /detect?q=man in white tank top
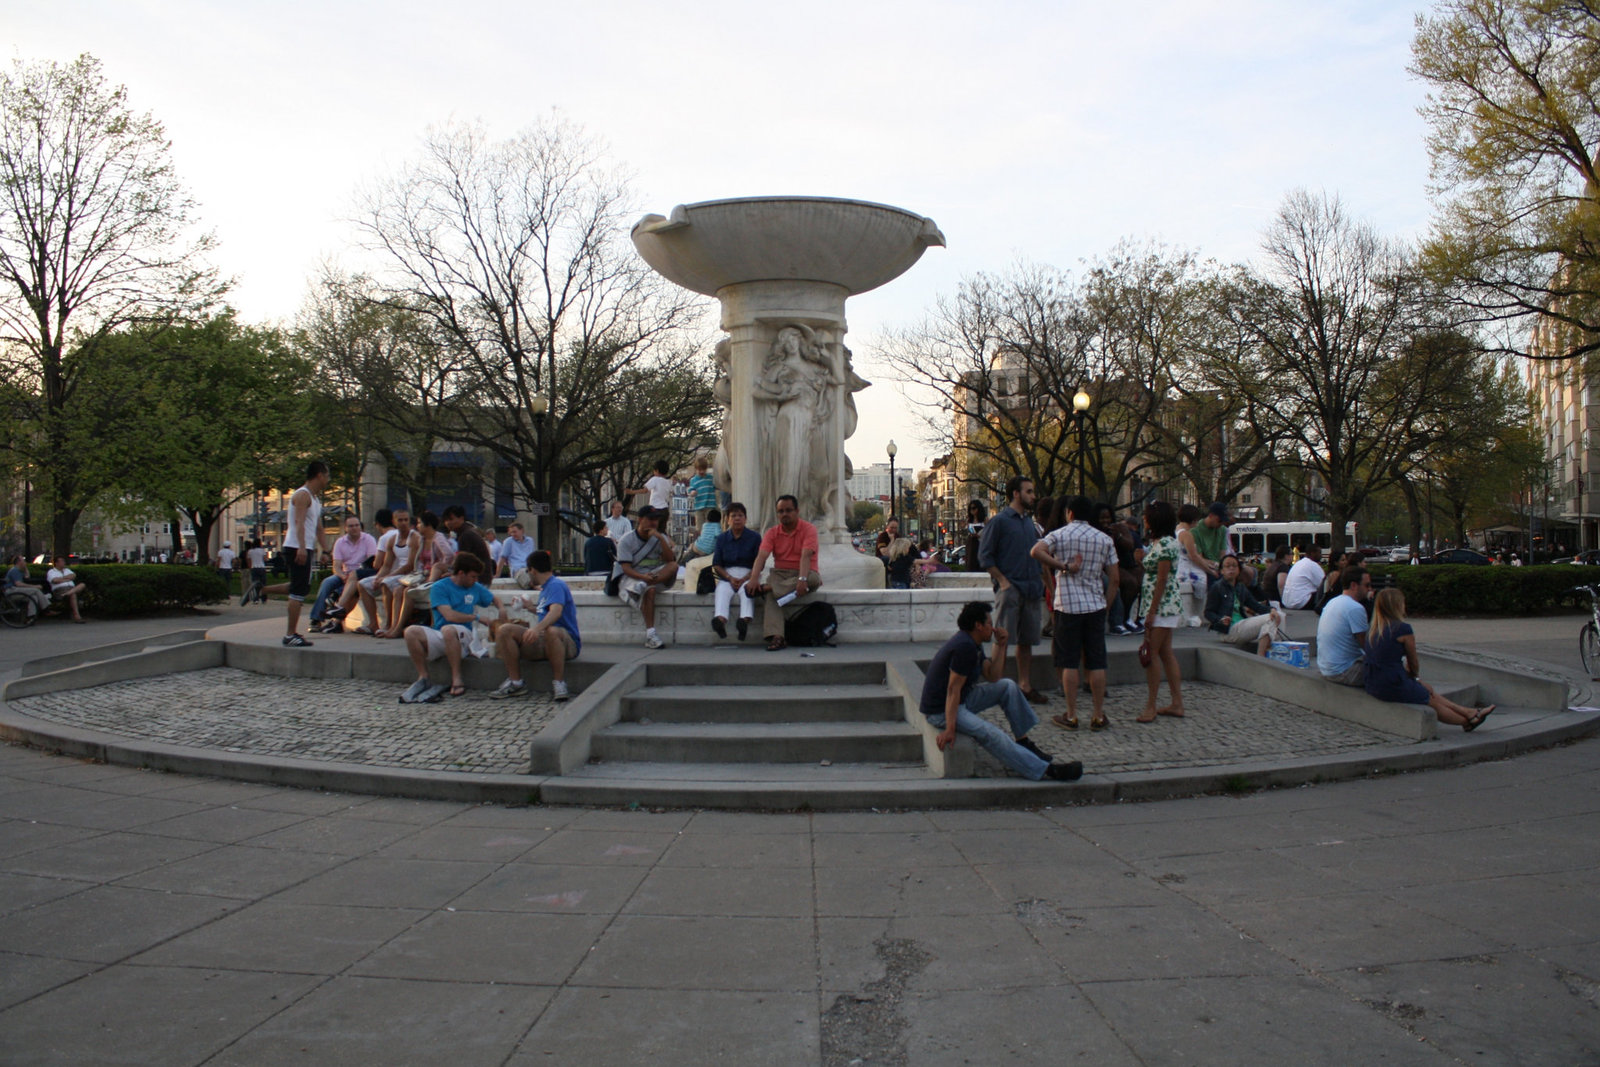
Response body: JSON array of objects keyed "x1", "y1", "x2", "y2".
[{"x1": 281, "y1": 461, "x2": 331, "y2": 647}]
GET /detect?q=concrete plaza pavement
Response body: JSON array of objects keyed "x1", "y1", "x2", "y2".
[{"x1": 0, "y1": 608, "x2": 1598, "y2": 1063}]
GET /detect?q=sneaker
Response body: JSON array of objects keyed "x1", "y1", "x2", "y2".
[
  {"x1": 712, "y1": 617, "x2": 727, "y2": 639},
  {"x1": 282, "y1": 633, "x2": 312, "y2": 648},
  {"x1": 398, "y1": 678, "x2": 430, "y2": 704},
  {"x1": 552, "y1": 680, "x2": 569, "y2": 702},
  {"x1": 736, "y1": 617, "x2": 749, "y2": 641},
  {"x1": 1044, "y1": 760, "x2": 1084, "y2": 782},
  {"x1": 644, "y1": 632, "x2": 664, "y2": 649},
  {"x1": 491, "y1": 678, "x2": 528, "y2": 700},
  {"x1": 1125, "y1": 619, "x2": 1143, "y2": 633},
  {"x1": 1109, "y1": 624, "x2": 1129, "y2": 636},
  {"x1": 418, "y1": 683, "x2": 448, "y2": 704}
]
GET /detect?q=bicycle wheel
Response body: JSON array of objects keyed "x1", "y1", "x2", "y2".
[
  {"x1": 1581, "y1": 622, "x2": 1600, "y2": 676},
  {"x1": 0, "y1": 599, "x2": 33, "y2": 628}
]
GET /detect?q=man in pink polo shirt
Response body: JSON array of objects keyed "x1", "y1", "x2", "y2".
[{"x1": 743, "y1": 494, "x2": 823, "y2": 651}]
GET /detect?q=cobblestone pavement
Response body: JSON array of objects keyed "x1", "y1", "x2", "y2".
[
  {"x1": 7, "y1": 669, "x2": 556, "y2": 775},
  {"x1": 978, "y1": 681, "x2": 1395, "y2": 775},
  {"x1": 9, "y1": 667, "x2": 1400, "y2": 780}
]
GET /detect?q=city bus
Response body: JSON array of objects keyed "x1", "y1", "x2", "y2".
[{"x1": 1229, "y1": 521, "x2": 1359, "y2": 559}]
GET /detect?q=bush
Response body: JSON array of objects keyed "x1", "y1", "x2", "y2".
[
  {"x1": 39, "y1": 564, "x2": 231, "y2": 617},
  {"x1": 1368, "y1": 564, "x2": 1590, "y2": 615}
]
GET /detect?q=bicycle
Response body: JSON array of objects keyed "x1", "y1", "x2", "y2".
[
  {"x1": 1576, "y1": 585, "x2": 1600, "y2": 675},
  {"x1": 0, "y1": 590, "x2": 39, "y2": 628}
]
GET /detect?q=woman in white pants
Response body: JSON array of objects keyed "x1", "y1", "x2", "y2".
[
  {"x1": 1203, "y1": 556, "x2": 1282, "y2": 655},
  {"x1": 1175, "y1": 505, "x2": 1217, "y2": 626},
  {"x1": 709, "y1": 502, "x2": 761, "y2": 642}
]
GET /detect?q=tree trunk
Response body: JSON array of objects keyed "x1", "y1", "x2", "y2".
[
  {"x1": 51, "y1": 506, "x2": 80, "y2": 561},
  {"x1": 1397, "y1": 478, "x2": 1422, "y2": 557},
  {"x1": 1327, "y1": 501, "x2": 1353, "y2": 561}
]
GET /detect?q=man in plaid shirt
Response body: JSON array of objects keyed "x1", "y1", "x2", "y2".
[{"x1": 1030, "y1": 495, "x2": 1120, "y2": 731}]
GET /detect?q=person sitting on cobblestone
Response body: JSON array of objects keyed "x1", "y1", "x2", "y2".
[
  {"x1": 920, "y1": 601, "x2": 1082, "y2": 782},
  {"x1": 400, "y1": 551, "x2": 500, "y2": 703},
  {"x1": 493, "y1": 550, "x2": 579, "y2": 702},
  {"x1": 614, "y1": 505, "x2": 676, "y2": 649},
  {"x1": 1204, "y1": 555, "x2": 1283, "y2": 656}
]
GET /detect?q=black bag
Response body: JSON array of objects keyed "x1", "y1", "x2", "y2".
[
  {"x1": 604, "y1": 573, "x2": 621, "y2": 598},
  {"x1": 784, "y1": 601, "x2": 838, "y2": 647},
  {"x1": 696, "y1": 565, "x2": 716, "y2": 595}
]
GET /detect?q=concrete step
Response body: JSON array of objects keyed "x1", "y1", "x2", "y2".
[
  {"x1": 540, "y1": 762, "x2": 1090, "y2": 810},
  {"x1": 1434, "y1": 682, "x2": 1477, "y2": 704},
  {"x1": 621, "y1": 684, "x2": 903, "y2": 724},
  {"x1": 589, "y1": 721, "x2": 923, "y2": 764},
  {"x1": 644, "y1": 660, "x2": 886, "y2": 688}
]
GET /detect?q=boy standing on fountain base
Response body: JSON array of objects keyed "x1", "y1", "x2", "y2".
[{"x1": 281, "y1": 461, "x2": 330, "y2": 648}]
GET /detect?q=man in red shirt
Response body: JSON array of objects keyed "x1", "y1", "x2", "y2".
[{"x1": 743, "y1": 494, "x2": 823, "y2": 651}]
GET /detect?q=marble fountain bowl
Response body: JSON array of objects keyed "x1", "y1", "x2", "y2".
[{"x1": 630, "y1": 196, "x2": 946, "y2": 297}]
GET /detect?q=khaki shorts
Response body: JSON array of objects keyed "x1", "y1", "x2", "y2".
[
  {"x1": 992, "y1": 584, "x2": 1042, "y2": 646},
  {"x1": 417, "y1": 623, "x2": 472, "y2": 660},
  {"x1": 503, "y1": 622, "x2": 578, "y2": 660},
  {"x1": 405, "y1": 581, "x2": 436, "y2": 609}
]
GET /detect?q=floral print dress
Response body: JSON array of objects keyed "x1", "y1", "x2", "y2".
[{"x1": 1139, "y1": 535, "x2": 1184, "y2": 619}]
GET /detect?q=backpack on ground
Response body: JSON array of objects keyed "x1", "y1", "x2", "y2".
[{"x1": 785, "y1": 601, "x2": 838, "y2": 647}]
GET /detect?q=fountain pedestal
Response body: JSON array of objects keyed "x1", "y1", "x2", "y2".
[{"x1": 632, "y1": 197, "x2": 944, "y2": 589}]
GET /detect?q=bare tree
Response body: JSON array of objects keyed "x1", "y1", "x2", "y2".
[
  {"x1": 356, "y1": 118, "x2": 714, "y2": 557},
  {"x1": 1211, "y1": 191, "x2": 1478, "y2": 557},
  {"x1": 878, "y1": 262, "x2": 1095, "y2": 499},
  {"x1": 0, "y1": 54, "x2": 223, "y2": 555}
]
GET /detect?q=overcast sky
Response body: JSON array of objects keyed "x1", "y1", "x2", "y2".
[{"x1": 9, "y1": 0, "x2": 1435, "y2": 472}]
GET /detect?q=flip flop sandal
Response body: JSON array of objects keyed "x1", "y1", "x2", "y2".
[{"x1": 448, "y1": 685, "x2": 467, "y2": 697}]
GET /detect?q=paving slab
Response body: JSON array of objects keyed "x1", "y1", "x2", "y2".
[
  {"x1": 0, "y1": 965, "x2": 322, "y2": 1067},
  {"x1": 206, "y1": 975, "x2": 556, "y2": 1067},
  {"x1": 509, "y1": 987, "x2": 816, "y2": 1066}
]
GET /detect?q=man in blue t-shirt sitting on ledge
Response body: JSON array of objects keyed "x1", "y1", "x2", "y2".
[
  {"x1": 1316, "y1": 566, "x2": 1372, "y2": 686},
  {"x1": 920, "y1": 601, "x2": 1083, "y2": 782}
]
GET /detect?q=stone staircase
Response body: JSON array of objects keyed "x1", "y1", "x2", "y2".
[{"x1": 540, "y1": 659, "x2": 936, "y2": 808}]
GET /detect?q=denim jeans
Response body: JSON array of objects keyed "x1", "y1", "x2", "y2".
[
  {"x1": 309, "y1": 575, "x2": 344, "y2": 621},
  {"x1": 925, "y1": 678, "x2": 1048, "y2": 780},
  {"x1": 1107, "y1": 590, "x2": 1126, "y2": 631}
]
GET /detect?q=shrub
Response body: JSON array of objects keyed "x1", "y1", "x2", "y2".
[
  {"x1": 1368, "y1": 564, "x2": 1589, "y2": 615},
  {"x1": 40, "y1": 564, "x2": 231, "y2": 617}
]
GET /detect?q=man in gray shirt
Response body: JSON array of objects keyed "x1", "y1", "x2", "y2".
[{"x1": 978, "y1": 475, "x2": 1047, "y2": 703}]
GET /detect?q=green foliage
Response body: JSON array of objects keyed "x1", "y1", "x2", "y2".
[
  {"x1": 1370, "y1": 563, "x2": 1587, "y2": 615},
  {"x1": 99, "y1": 314, "x2": 319, "y2": 563},
  {"x1": 1411, "y1": 1, "x2": 1600, "y2": 359},
  {"x1": 67, "y1": 564, "x2": 229, "y2": 617},
  {"x1": 0, "y1": 53, "x2": 224, "y2": 556},
  {"x1": 848, "y1": 500, "x2": 884, "y2": 532}
]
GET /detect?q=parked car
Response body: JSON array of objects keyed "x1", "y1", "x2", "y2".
[
  {"x1": 1565, "y1": 550, "x2": 1600, "y2": 566},
  {"x1": 1385, "y1": 546, "x2": 1413, "y2": 563},
  {"x1": 1423, "y1": 548, "x2": 1491, "y2": 565}
]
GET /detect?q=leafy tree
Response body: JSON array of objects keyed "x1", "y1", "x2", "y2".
[
  {"x1": 0, "y1": 54, "x2": 223, "y2": 556},
  {"x1": 848, "y1": 500, "x2": 884, "y2": 532},
  {"x1": 101, "y1": 315, "x2": 318, "y2": 563},
  {"x1": 1412, "y1": 0, "x2": 1600, "y2": 359},
  {"x1": 355, "y1": 117, "x2": 713, "y2": 559}
]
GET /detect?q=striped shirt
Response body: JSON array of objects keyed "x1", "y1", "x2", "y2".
[{"x1": 1039, "y1": 521, "x2": 1116, "y2": 615}]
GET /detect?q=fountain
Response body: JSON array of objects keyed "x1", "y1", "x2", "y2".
[{"x1": 631, "y1": 196, "x2": 945, "y2": 588}]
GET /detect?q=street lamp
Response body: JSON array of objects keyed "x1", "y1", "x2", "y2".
[
  {"x1": 886, "y1": 439, "x2": 898, "y2": 523},
  {"x1": 1071, "y1": 388, "x2": 1093, "y2": 497},
  {"x1": 531, "y1": 393, "x2": 549, "y2": 553}
]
